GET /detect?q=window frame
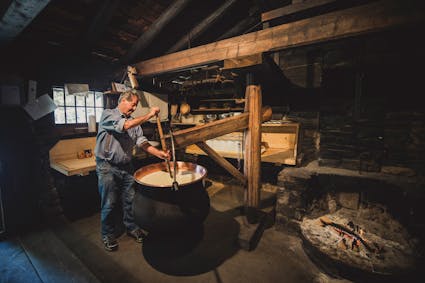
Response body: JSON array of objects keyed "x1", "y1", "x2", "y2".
[{"x1": 52, "y1": 86, "x2": 104, "y2": 126}]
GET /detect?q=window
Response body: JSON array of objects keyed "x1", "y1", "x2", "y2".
[{"x1": 53, "y1": 87, "x2": 104, "y2": 124}]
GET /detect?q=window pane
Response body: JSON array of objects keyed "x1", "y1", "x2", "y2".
[
  {"x1": 53, "y1": 88, "x2": 64, "y2": 105},
  {"x1": 96, "y1": 108, "x2": 104, "y2": 123},
  {"x1": 76, "y1": 95, "x2": 85, "y2": 106},
  {"x1": 66, "y1": 107, "x2": 76, "y2": 123},
  {"x1": 54, "y1": 106, "x2": 65, "y2": 124},
  {"x1": 53, "y1": 88, "x2": 105, "y2": 125},
  {"x1": 95, "y1": 92, "x2": 103, "y2": 107},
  {"x1": 86, "y1": 107, "x2": 95, "y2": 122},
  {"x1": 86, "y1": 91, "x2": 94, "y2": 107},
  {"x1": 65, "y1": 94, "x2": 75, "y2": 106},
  {"x1": 76, "y1": 107, "x2": 86, "y2": 123}
]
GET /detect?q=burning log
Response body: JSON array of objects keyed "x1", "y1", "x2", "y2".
[{"x1": 319, "y1": 216, "x2": 377, "y2": 254}]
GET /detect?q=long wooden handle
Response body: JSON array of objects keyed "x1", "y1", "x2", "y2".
[
  {"x1": 156, "y1": 115, "x2": 167, "y2": 151},
  {"x1": 156, "y1": 115, "x2": 173, "y2": 178}
]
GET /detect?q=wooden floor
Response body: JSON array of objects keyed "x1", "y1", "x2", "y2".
[
  {"x1": 1, "y1": 228, "x2": 100, "y2": 283},
  {"x1": 1, "y1": 175, "x2": 351, "y2": 283}
]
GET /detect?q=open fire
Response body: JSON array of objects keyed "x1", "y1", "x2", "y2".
[
  {"x1": 276, "y1": 165, "x2": 424, "y2": 279},
  {"x1": 301, "y1": 206, "x2": 418, "y2": 276}
]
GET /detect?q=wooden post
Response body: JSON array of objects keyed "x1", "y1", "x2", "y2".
[{"x1": 244, "y1": 85, "x2": 262, "y2": 222}]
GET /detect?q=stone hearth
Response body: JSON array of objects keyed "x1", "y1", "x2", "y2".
[
  {"x1": 301, "y1": 208, "x2": 417, "y2": 276},
  {"x1": 275, "y1": 161, "x2": 425, "y2": 279}
]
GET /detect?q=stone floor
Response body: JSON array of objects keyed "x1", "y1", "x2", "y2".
[{"x1": 0, "y1": 174, "x2": 361, "y2": 283}]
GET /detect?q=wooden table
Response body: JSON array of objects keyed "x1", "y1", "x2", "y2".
[{"x1": 49, "y1": 137, "x2": 97, "y2": 176}]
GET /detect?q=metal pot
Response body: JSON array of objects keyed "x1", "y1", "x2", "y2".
[
  {"x1": 205, "y1": 114, "x2": 217, "y2": 122},
  {"x1": 218, "y1": 112, "x2": 232, "y2": 120},
  {"x1": 133, "y1": 161, "x2": 209, "y2": 233}
]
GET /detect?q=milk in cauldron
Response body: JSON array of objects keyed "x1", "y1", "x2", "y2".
[{"x1": 137, "y1": 170, "x2": 202, "y2": 187}]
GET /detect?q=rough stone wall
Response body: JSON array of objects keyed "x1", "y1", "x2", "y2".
[
  {"x1": 275, "y1": 164, "x2": 425, "y2": 240},
  {"x1": 276, "y1": 34, "x2": 425, "y2": 175},
  {"x1": 275, "y1": 168, "x2": 314, "y2": 233}
]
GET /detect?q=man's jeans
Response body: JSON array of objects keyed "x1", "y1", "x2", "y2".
[{"x1": 96, "y1": 160, "x2": 138, "y2": 239}]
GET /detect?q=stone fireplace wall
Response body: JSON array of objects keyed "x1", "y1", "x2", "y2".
[
  {"x1": 276, "y1": 31, "x2": 424, "y2": 176},
  {"x1": 274, "y1": 164, "x2": 425, "y2": 279},
  {"x1": 275, "y1": 165, "x2": 425, "y2": 242}
]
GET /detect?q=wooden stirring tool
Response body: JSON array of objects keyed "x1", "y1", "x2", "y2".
[{"x1": 156, "y1": 115, "x2": 172, "y2": 178}]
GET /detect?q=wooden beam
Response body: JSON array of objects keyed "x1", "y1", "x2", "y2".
[
  {"x1": 223, "y1": 53, "x2": 263, "y2": 70},
  {"x1": 166, "y1": 106, "x2": 272, "y2": 149},
  {"x1": 85, "y1": 0, "x2": 121, "y2": 48},
  {"x1": 0, "y1": 0, "x2": 51, "y2": 45},
  {"x1": 196, "y1": 141, "x2": 247, "y2": 185},
  {"x1": 244, "y1": 85, "x2": 262, "y2": 208},
  {"x1": 261, "y1": 0, "x2": 337, "y2": 22},
  {"x1": 121, "y1": 0, "x2": 192, "y2": 64},
  {"x1": 166, "y1": 0, "x2": 239, "y2": 54},
  {"x1": 133, "y1": 0, "x2": 424, "y2": 76}
]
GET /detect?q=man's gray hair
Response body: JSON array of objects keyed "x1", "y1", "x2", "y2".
[{"x1": 118, "y1": 90, "x2": 139, "y2": 103}]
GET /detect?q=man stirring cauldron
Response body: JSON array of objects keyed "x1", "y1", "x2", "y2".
[{"x1": 95, "y1": 90, "x2": 170, "y2": 251}]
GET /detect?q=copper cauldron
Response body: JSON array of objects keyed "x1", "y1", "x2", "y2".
[{"x1": 133, "y1": 161, "x2": 209, "y2": 233}]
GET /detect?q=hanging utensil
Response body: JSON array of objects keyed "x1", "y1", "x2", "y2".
[
  {"x1": 180, "y1": 102, "x2": 191, "y2": 115},
  {"x1": 169, "y1": 128, "x2": 179, "y2": 191},
  {"x1": 156, "y1": 115, "x2": 173, "y2": 179}
]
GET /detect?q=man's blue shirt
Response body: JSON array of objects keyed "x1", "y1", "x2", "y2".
[{"x1": 95, "y1": 108, "x2": 148, "y2": 165}]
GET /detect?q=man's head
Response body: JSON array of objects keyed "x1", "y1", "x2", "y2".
[{"x1": 118, "y1": 91, "x2": 139, "y2": 117}]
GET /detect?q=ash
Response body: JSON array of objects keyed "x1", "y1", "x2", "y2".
[{"x1": 301, "y1": 207, "x2": 419, "y2": 275}]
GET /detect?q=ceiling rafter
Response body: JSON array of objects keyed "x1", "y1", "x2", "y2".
[
  {"x1": 261, "y1": 0, "x2": 338, "y2": 22},
  {"x1": 84, "y1": 0, "x2": 121, "y2": 48},
  {"x1": 216, "y1": 5, "x2": 260, "y2": 41},
  {"x1": 166, "y1": 0, "x2": 239, "y2": 54},
  {"x1": 121, "y1": 0, "x2": 192, "y2": 64},
  {"x1": 0, "y1": 0, "x2": 51, "y2": 45}
]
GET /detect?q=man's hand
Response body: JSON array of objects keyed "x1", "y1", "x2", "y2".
[
  {"x1": 149, "y1": 106, "x2": 160, "y2": 118},
  {"x1": 157, "y1": 150, "x2": 171, "y2": 160},
  {"x1": 142, "y1": 143, "x2": 171, "y2": 160}
]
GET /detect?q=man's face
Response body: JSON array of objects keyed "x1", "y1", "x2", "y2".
[{"x1": 119, "y1": 95, "x2": 138, "y2": 117}]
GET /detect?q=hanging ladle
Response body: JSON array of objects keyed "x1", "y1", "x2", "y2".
[{"x1": 156, "y1": 115, "x2": 172, "y2": 178}]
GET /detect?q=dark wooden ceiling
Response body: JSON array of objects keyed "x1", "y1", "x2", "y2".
[
  {"x1": 3, "y1": 0, "x2": 419, "y2": 88},
  {"x1": 0, "y1": 0, "x2": 293, "y2": 67}
]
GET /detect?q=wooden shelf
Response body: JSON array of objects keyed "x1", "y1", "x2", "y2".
[
  {"x1": 186, "y1": 145, "x2": 296, "y2": 165},
  {"x1": 191, "y1": 108, "x2": 244, "y2": 113},
  {"x1": 200, "y1": 98, "x2": 245, "y2": 103},
  {"x1": 184, "y1": 122, "x2": 299, "y2": 165},
  {"x1": 103, "y1": 90, "x2": 122, "y2": 95},
  {"x1": 171, "y1": 122, "x2": 200, "y2": 126}
]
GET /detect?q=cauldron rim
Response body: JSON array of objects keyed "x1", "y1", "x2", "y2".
[{"x1": 133, "y1": 161, "x2": 207, "y2": 188}]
